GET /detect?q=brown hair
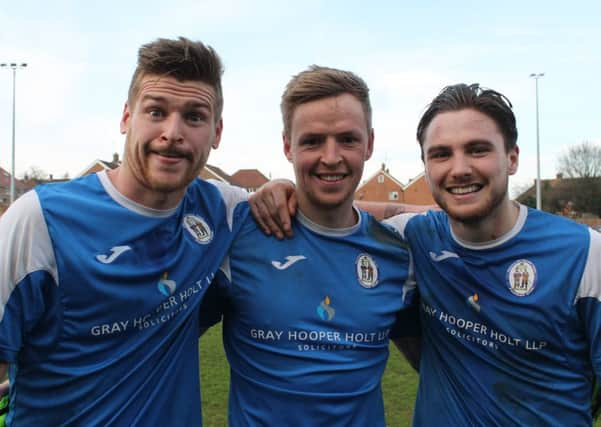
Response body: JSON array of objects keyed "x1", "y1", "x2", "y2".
[
  {"x1": 416, "y1": 83, "x2": 518, "y2": 158},
  {"x1": 127, "y1": 37, "x2": 224, "y2": 121},
  {"x1": 280, "y1": 65, "x2": 372, "y2": 136}
]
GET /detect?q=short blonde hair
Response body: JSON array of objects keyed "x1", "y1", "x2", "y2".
[{"x1": 280, "y1": 65, "x2": 372, "y2": 136}]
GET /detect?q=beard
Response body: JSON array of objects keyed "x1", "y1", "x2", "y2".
[
  {"x1": 123, "y1": 134, "x2": 206, "y2": 195},
  {"x1": 435, "y1": 179, "x2": 509, "y2": 226}
]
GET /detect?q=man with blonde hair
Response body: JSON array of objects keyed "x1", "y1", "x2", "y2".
[{"x1": 202, "y1": 65, "x2": 419, "y2": 426}]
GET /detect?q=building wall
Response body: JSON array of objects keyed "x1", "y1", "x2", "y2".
[
  {"x1": 355, "y1": 173, "x2": 404, "y2": 203},
  {"x1": 403, "y1": 176, "x2": 436, "y2": 205},
  {"x1": 84, "y1": 163, "x2": 108, "y2": 176},
  {"x1": 199, "y1": 169, "x2": 218, "y2": 181}
]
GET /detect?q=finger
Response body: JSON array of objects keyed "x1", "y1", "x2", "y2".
[
  {"x1": 284, "y1": 192, "x2": 298, "y2": 238},
  {"x1": 288, "y1": 191, "x2": 298, "y2": 217},
  {"x1": 276, "y1": 202, "x2": 292, "y2": 238},
  {"x1": 259, "y1": 196, "x2": 285, "y2": 239},
  {"x1": 249, "y1": 198, "x2": 272, "y2": 235},
  {"x1": 268, "y1": 187, "x2": 293, "y2": 238}
]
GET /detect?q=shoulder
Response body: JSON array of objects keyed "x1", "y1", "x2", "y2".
[
  {"x1": 36, "y1": 174, "x2": 100, "y2": 197},
  {"x1": 0, "y1": 190, "x2": 57, "y2": 291},
  {"x1": 383, "y1": 210, "x2": 445, "y2": 237},
  {"x1": 526, "y1": 208, "x2": 590, "y2": 242},
  {"x1": 203, "y1": 179, "x2": 249, "y2": 206},
  {"x1": 1, "y1": 190, "x2": 44, "y2": 230}
]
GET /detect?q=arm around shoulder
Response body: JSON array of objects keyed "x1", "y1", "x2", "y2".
[{"x1": 355, "y1": 201, "x2": 438, "y2": 221}]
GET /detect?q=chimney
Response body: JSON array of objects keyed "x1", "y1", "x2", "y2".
[{"x1": 113, "y1": 153, "x2": 120, "y2": 164}]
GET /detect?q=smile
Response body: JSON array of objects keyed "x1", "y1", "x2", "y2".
[
  {"x1": 150, "y1": 150, "x2": 190, "y2": 161},
  {"x1": 448, "y1": 184, "x2": 482, "y2": 195},
  {"x1": 316, "y1": 174, "x2": 346, "y2": 182}
]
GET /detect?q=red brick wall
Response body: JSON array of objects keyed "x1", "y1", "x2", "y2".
[
  {"x1": 355, "y1": 173, "x2": 403, "y2": 203},
  {"x1": 403, "y1": 176, "x2": 435, "y2": 205}
]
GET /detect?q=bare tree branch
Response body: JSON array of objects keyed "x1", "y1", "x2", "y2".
[{"x1": 556, "y1": 141, "x2": 601, "y2": 178}]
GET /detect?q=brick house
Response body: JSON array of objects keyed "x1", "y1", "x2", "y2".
[
  {"x1": 355, "y1": 163, "x2": 435, "y2": 206},
  {"x1": 0, "y1": 166, "x2": 28, "y2": 212},
  {"x1": 230, "y1": 169, "x2": 269, "y2": 193},
  {"x1": 76, "y1": 153, "x2": 269, "y2": 193},
  {"x1": 77, "y1": 153, "x2": 122, "y2": 177},
  {"x1": 516, "y1": 173, "x2": 601, "y2": 228}
]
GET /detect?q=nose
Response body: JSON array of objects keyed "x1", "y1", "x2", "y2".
[
  {"x1": 161, "y1": 114, "x2": 184, "y2": 143},
  {"x1": 449, "y1": 152, "x2": 472, "y2": 178},
  {"x1": 320, "y1": 138, "x2": 342, "y2": 166}
]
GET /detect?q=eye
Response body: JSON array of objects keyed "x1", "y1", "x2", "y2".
[
  {"x1": 300, "y1": 136, "x2": 320, "y2": 146},
  {"x1": 185, "y1": 111, "x2": 205, "y2": 123},
  {"x1": 468, "y1": 144, "x2": 491, "y2": 156},
  {"x1": 339, "y1": 134, "x2": 357, "y2": 144},
  {"x1": 148, "y1": 108, "x2": 164, "y2": 119},
  {"x1": 428, "y1": 149, "x2": 450, "y2": 160}
]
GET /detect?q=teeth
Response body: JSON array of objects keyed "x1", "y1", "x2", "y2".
[
  {"x1": 449, "y1": 185, "x2": 479, "y2": 194},
  {"x1": 320, "y1": 175, "x2": 344, "y2": 182}
]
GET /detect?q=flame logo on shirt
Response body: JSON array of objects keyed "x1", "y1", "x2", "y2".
[
  {"x1": 157, "y1": 272, "x2": 177, "y2": 296},
  {"x1": 467, "y1": 293, "x2": 481, "y2": 312},
  {"x1": 317, "y1": 296, "x2": 335, "y2": 321}
]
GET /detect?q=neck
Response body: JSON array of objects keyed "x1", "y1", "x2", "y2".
[
  {"x1": 297, "y1": 201, "x2": 358, "y2": 229},
  {"x1": 449, "y1": 199, "x2": 519, "y2": 243},
  {"x1": 107, "y1": 167, "x2": 184, "y2": 210}
]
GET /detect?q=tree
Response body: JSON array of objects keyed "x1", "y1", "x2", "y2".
[
  {"x1": 553, "y1": 141, "x2": 601, "y2": 217},
  {"x1": 21, "y1": 166, "x2": 48, "y2": 181},
  {"x1": 556, "y1": 141, "x2": 601, "y2": 178}
]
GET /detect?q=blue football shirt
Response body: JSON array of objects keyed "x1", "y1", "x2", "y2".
[
  {"x1": 0, "y1": 171, "x2": 248, "y2": 426},
  {"x1": 386, "y1": 205, "x2": 601, "y2": 426}
]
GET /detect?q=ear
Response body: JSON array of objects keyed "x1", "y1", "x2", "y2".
[
  {"x1": 120, "y1": 103, "x2": 130, "y2": 135},
  {"x1": 212, "y1": 118, "x2": 223, "y2": 149},
  {"x1": 365, "y1": 128, "x2": 375, "y2": 160},
  {"x1": 507, "y1": 145, "x2": 519, "y2": 176},
  {"x1": 283, "y1": 132, "x2": 293, "y2": 163}
]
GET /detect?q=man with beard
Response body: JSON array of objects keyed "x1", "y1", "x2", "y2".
[
  {"x1": 0, "y1": 37, "x2": 247, "y2": 426},
  {"x1": 376, "y1": 83, "x2": 601, "y2": 425}
]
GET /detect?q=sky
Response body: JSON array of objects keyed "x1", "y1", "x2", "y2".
[{"x1": 1, "y1": 1, "x2": 600, "y2": 197}]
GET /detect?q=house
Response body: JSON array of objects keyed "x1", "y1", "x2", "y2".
[
  {"x1": 0, "y1": 152, "x2": 269, "y2": 216},
  {"x1": 76, "y1": 153, "x2": 269, "y2": 193},
  {"x1": 230, "y1": 169, "x2": 269, "y2": 193},
  {"x1": 355, "y1": 163, "x2": 436, "y2": 206},
  {"x1": 355, "y1": 163, "x2": 404, "y2": 203},
  {"x1": 76, "y1": 153, "x2": 122, "y2": 177},
  {"x1": 515, "y1": 173, "x2": 601, "y2": 228},
  {"x1": 199, "y1": 164, "x2": 231, "y2": 183},
  {"x1": 0, "y1": 165, "x2": 28, "y2": 209},
  {"x1": 402, "y1": 172, "x2": 436, "y2": 205}
]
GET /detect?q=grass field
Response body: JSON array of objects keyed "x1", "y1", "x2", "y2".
[
  {"x1": 200, "y1": 323, "x2": 419, "y2": 427},
  {"x1": 200, "y1": 324, "x2": 601, "y2": 426}
]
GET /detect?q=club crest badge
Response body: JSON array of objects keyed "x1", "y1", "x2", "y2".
[
  {"x1": 506, "y1": 259, "x2": 537, "y2": 297},
  {"x1": 183, "y1": 214, "x2": 213, "y2": 244},
  {"x1": 356, "y1": 253, "x2": 379, "y2": 288}
]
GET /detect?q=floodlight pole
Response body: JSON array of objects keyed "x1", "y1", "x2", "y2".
[
  {"x1": 529, "y1": 72, "x2": 544, "y2": 210},
  {"x1": 1, "y1": 62, "x2": 27, "y2": 204}
]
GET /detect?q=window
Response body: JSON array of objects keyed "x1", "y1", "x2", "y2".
[
  {"x1": 377, "y1": 175, "x2": 384, "y2": 184},
  {"x1": 388, "y1": 191, "x2": 399, "y2": 200}
]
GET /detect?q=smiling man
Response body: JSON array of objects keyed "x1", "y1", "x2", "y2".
[
  {"x1": 0, "y1": 37, "x2": 247, "y2": 426},
  {"x1": 201, "y1": 66, "x2": 419, "y2": 426},
  {"x1": 383, "y1": 83, "x2": 601, "y2": 425},
  {"x1": 254, "y1": 82, "x2": 601, "y2": 425}
]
